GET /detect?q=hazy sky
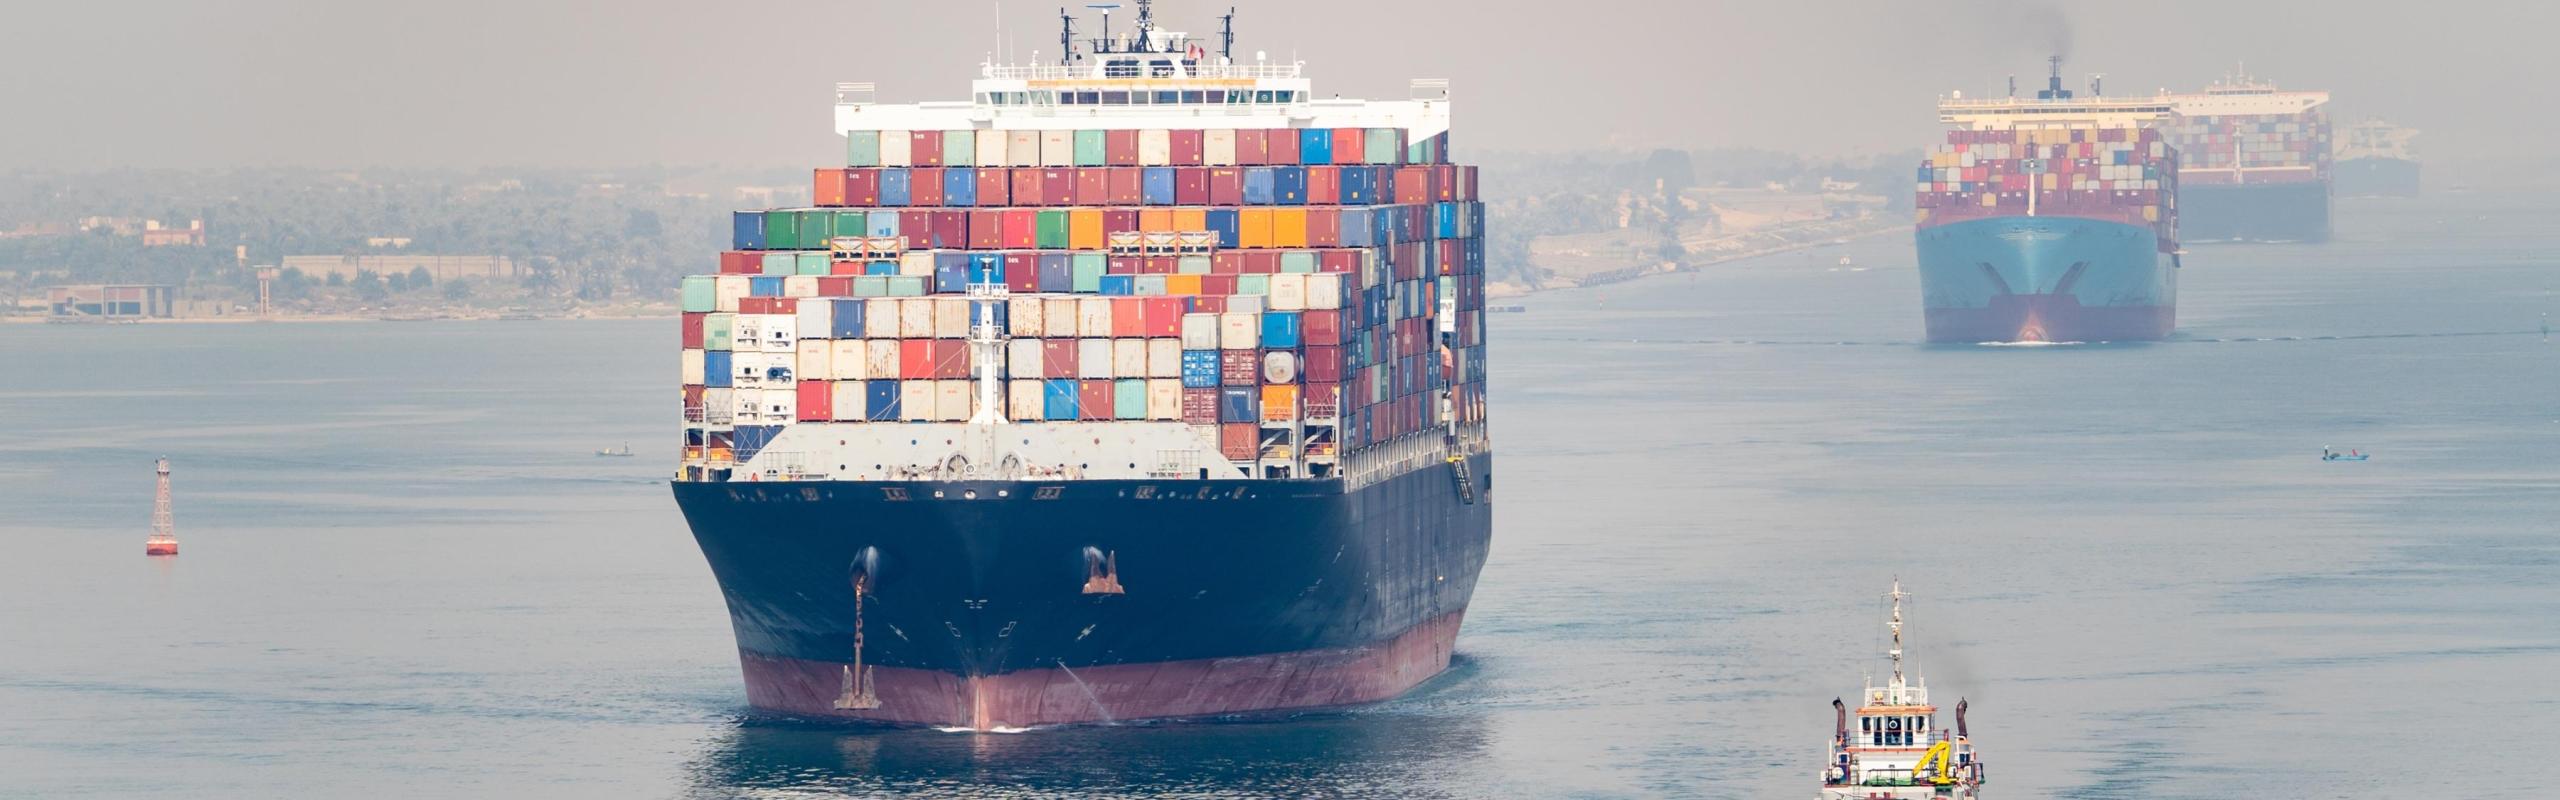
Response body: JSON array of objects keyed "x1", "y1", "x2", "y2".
[{"x1": 3, "y1": 0, "x2": 2552, "y2": 171}]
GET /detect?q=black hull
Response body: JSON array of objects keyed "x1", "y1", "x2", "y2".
[{"x1": 2178, "y1": 181, "x2": 2332, "y2": 243}]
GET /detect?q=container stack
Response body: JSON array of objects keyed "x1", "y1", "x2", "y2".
[
  {"x1": 678, "y1": 126, "x2": 1487, "y2": 478},
  {"x1": 2162, "y1": 111, "x2": 2330, "y2": 185},
  {"x1": 1913, "y1": 126, "x2": 2180, "y2": 248}
]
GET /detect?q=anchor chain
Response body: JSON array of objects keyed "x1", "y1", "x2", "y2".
[{"x1": 835, "y1": 572, "x2": 880, "y2": 710}]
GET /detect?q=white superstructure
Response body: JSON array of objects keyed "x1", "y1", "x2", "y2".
[
  {"x1": 2337, "y1": 118, "x2": 2419, "y2": 162},
  {"x1": 1820, "y1": 582, "x2": 1984, "y2": 799},
  {"x1": 2164, "y1": 69, "x2": 2330, "y2": 118}
]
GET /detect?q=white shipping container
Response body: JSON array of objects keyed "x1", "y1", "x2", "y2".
[
  {"x1": 899, "y1": 298, "x2": 935, "y2": 338},
  {"x1": 702, "y1": 388, "x2": 735, "y2": 424},
  {"x1": 796, "y1": 297, "x2": 833, "y2": 336},
  {"x1": 832, "y1": 380, "x2": 868, "y2": 421},
  {"x1": 731, "y1": 387, "x2": 761, "y2": 422},
  {"x1": 681, "y1": 349, "x2": 706, "y2": 385},
  {"x1": 1008, "y1": 339, "x2": 1044, "y2": 379},
  {"x1": 1007, "y1": 130, "x2": 1039, "y2": 166},
  {"x1": 900, "y1": 381, "x2": 936, "y2": 422},
  {"x1": 1138, "y1": 129, "x2": 1171, "y2": 166},
  {"x1": 899, "y1": 252, "x2": 935, "y2": 278},
  {"x1": 1307, "y1": 273, "x2": 1343, "y2": 310},
  {"x1": 1112, "y1": 338, "x2": 1147, "y2": 377},
  {"x1": 1147, "y1": 379, "x2": 1182, "y2": 420},
  {"x1": 1269, "y1": 273, "x2": 1308, "y2": 311},
  {"x1": 936, "y1": 380, "x2": 972, "y2": 421},
  {"x1": 830, "y1": 340, "x2": 867, "y2": 380},
  {"x1": 1204, "y1": 129, "x2": 1237, "y2": 166},
  {"x1": 1147, "y1": 338, "x2": 1181, "y2": 378},
  {"x1": 783, "y1": 276, "x2": 820, "y2": 299},
  {"x1": 1010, "y1": 379, "x2": 1045, "y2": 421},
  {"x1": 878, "y1": 130, "x2": 912, "y2": 166},
  {"x1": 1078, "y1": 297, "x2": 1113, "y2": 337},
  {"x1": 1039, "y1": 130, "x2": 1074, "y2": 166},
  {"x1": 799, "y1": 340, "x2": 835, "y2": 380},
  {"x1": 731, "y1": 351, "x2": 766, "y2": 387},
  {"x1": 865, "y1": 339, "x2": 900, "y2": 379},
  {"x1": 714, "y1": 276, "x2": 749, "y2": 312},
  {"x1": 933, "y1": 298, "x2": 970, "y2": 339},
  {"x1": 760, "y1": 315, "x2": 797, "y2": 353},
  {"x1": 1227, "y1": 294, "x2": 1266, "y2": 315},
  {"x1": 733, "y1": 316, "x2": 766, "y2": 350},
  {"x1": 977, "y1": 130, "x2": 1007, "y2": 167},
  {"x1": 1046, "y1": 298, "x2": 1080, "y2": 332},
  {"x1": 1008, "y1": 296, "x2": 1046, "y2": 337},
  {"x1": 1078, "y1": 338, "x2": 1113, "y2": 379},
  {"x1": 1220, "y1": 313, "x2": 1260, "y2": 349},
  {"x1": 1181, "y1": 313, "x2": 1219, "y2": 349},
  {"x1": 762, "y1": 387, "x2": 797, "y2": 421},
  {"x1": 864, "y1": 298, "x2": 899, "y2": 338}
]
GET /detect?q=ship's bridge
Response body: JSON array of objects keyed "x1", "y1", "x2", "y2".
[{"x1": 2168, "y1": 70, "x2": 2330, "y2": 117}]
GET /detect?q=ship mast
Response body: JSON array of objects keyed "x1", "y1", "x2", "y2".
[{"x1": 1888, "y1": 579, "x2": 1907, "y2": 691}]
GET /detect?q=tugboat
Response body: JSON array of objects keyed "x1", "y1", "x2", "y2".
[{"x1": 1821, "y1": 581, "x2": 1984, "y2": 799}]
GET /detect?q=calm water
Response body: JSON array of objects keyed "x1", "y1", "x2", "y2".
[{"x1": 4, "y1": 192, "x2": 2555, "y2": 798}]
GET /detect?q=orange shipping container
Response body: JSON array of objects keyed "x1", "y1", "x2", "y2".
[
  {"x1": 1166, "y1": 274, "x2": 1203, "y2": 295},
  {"x1": 1139, "y1": 208, "x2": 1175, "y2": 232},
  {"x1": 1240, "y1": 209, "x2": 1275, "y2": 248},
  {"x1": 1261, "y1": 385, "x2": 1300, "y2": 421},
  {"x1": 1273, "y1": 209, "x2": 1309, "y2": 248},
  {"x1": 1070, "y1": 208, "x2": 1105, "y2": 250},
  {"x1": 1172, "y1": 208, "x2": 1207, "y2": 233},
  {"x1": 1110, "y1": 298, "x2": 1147, "y2": 337},
  {"x1": 1220, "y1": 423, "x2": 1259, "y2": 461}
]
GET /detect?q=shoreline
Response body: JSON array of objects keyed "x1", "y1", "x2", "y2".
[
  {"x1": 1491, "y1": 220, "x2": 1909, "y2": 299},
  {"x1": 3, "y1": 308, "x2": 680, "y2": 325}
]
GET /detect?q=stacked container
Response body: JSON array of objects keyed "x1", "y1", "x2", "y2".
[
  {"x1": 1913, "y1": 126, "x2": 2181, "y2": 249},
  {"x1": 680, "y1": 126, "x2": 1486, "y2": 472},
  {"x1": 2161, "y1": 110, "x2": 2330, "y2": 186}
]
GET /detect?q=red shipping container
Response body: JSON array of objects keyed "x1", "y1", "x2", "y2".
[
  {"x1": 1145, "y1": 297, "x2": 1184, "y2": 337},
  {"x1": 1304, "y1": 310, "x2": 1340, "y2": 346},
  {"x1": 1208, "y1": 168, "x2": 1244, "y2": 205},
  {"x1": 1109, "y1": 257, "x2": 1142, "y2": 275},
  {"x1": 737, "y1": 297, "x2": 768, "y2": 314},
  {"x1": 933, "y1": 340, "x2": 970, "y2": 379},
  {"x1": 1268, "y1": 128, "x2": 1300, "y2": 164},
  {"x1": 1220, "y1": 423, "x2": 1258, "y2": 461},
  {"x1": 1395, "y1": 166, "x2": 1429, "y2": 204},
  {"x1": 1431, "y1": 165, "x2": 1456, "y2": 201},
  {"x1": 1192, "y1": 295, "x2": 1227, "y2": 314},
  {"x1": 1111, "y1": 298, "x2": 1146, "y2": 337},
  {"x1": 1175, "y1": 167, "x2": 1209, "y2": 205},
  {"x1": 901, "y1": 210, "x2": 933, "y2": 243},
  {"x1": 1244, "y1": 251, "x2": 1281, "y2": 274},
  {"x1": 1201, "y1": 275, "x2": 1238, "y2": 295},
  {"x1": 683, "y1": 385, "x2": 705, "y2": 413},
  {"x1": 910, "y1": 131, "x2": 943, "y2": 166},
  {"x1": 846, "y1": 168, "x2": 882, "y2": 206},
  {"x1": 1078, "y1": 381, "x2": 1114, "y2": 421},
  {"x1": 831, "y1": 259, "x2": 865, "y2": 275},
  {"x1": 1106, "y1": 167, "x2": 1143, "y2": 205},
  {"x1": 1075, "y1": 168, "x2": 1110, "y2": 205},
  {"x1": 1006, "y1": 253, "x2": 1039, "y2": 293},
  {"x1": 1458, "y1": 165, "x2": 1478, "y2": 200},
  {"x1": 817, "y1": 276, "x2": 854, "y2": 296},
  {"x1": 797, "y1": 381, "x2": 834, "y2": 421},
  {"x1": 720, "y1": 251, "x2": 760, "y2": 275},
  {"x1": 1319, "y1": 250, "x2": 1357, "y2": 274},
  {"x1": 1143, "y1": 256, "x2": 1177, "y2": 275},
  {"x1": 681, "y1": 312, "x2": 707, "y2": 348},
  {"x1": 969, "y1": 210, "x2": 1005, "y2": 249},
  {"x1": 1308, "y1": 167, "x2": 1340, "y2": 205},
  {"x1": 1182, "y1": 388, "x2": 1219, "y2": 424},
  {"x1": 1041, "y1": 169, "x2": 1074, "y2": 206},
  {"x1": 1011, "y1": 169, "x2": 1044, "y2": 207},
  {"x1": 1235, "y1": 129, "x2": 1268, "y2": 165},
  {"x1": 1105, "y1": 130, "x2": 1140, "y2": 166},
  {"x1": 1303, "y1": 345, "x2": 1342, "y2": 383},
  {"x1": 1307, "y1": 208, "x2": 1342, "y2": 246},
  {"x1": 1331, "y1": 128, "x2": 1364, "y2": 165},
  {"x1": 814, "y1": 169, "x2": 849, "y2": 206},
  {"x1": 932, "y1": 210, "x2": 968, "y2": 249},
  {"x1": 1103, "y1": 208, "x2": 1139, "y2": 237},
  {"x1": 1001, "y1": 210, "x2": 1038, "y2": 249},
  {"x1": 1221, "y1": 350, "x2": 1259, "y2": 386},
  {"x1": 976, "y1": 167, "x2": 1011, "y2": 206},
  {"x1": 1042, "y1": 339, "x2": 1078, "y2": 377},
  {"x1": 1211, "y1": 252, "x2": 1245, "y2": 274},
  {"x1": 910, "y1": 168, "x2": 945, "y2": 207},
  {"x1": 1303, "y1": 381, "x2": 1339, "y2": 415},
  {"x1": 900, "y1": 339, "x2": 934, "y2": 379},
  {"x1": 1169, "y1": 129, "x2": 1204, "y2": 166}
]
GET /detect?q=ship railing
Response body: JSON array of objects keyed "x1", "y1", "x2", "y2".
[
  {"x1": 983, "y1": 63, "x2": 1304, "y2": 81},
  {"x1": 834, "y1": 82, "x2": 877, "y2": 105}
]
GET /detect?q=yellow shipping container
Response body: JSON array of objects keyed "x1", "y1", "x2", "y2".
[
  {"x1": 2142, "y1": 205, "x2": 2159, "y2": 222},
  {"x1": 2040, "y1": 173, "x2": 2059, "y2": 191},
  {"x1": 1069, "y1": 209, "x2": 1104, "y2": 250},
  {"x1": 1261, "y1": 384, "x2": 1300, "y2": 421},
  {"x1": 1273, "y1": 209, "x2": 1309, "y2": 248},
  {"x1": 1979, "y1": 193, "x2": 1996, "y2": 207},
  {"x1": 1239, "y1": 209, "x2": 1275, "y2": 248},
  {"x1": 1166, "y1": 274, "x2": 1203, "y2": 295}
]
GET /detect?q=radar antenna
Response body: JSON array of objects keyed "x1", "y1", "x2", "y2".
[
  {"x1": 1131, "y1": 0, "x2": 1155, "y2": 52},
  {"x1": 1219, "y1": 7, "x2": 1237, "y2": 61},
  {"x1": 1057, "y1": 7, "x2": 1079, "y2": 65}
]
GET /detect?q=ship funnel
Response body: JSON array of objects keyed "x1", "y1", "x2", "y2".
[
  {"x1": 2037, "y1": 55, "x2": 2070, "y2": 100},
  {"x1": 1833, "y1": 697, "x2": 1848, "y2": 739},
  {"x1": 1956, "y1": 697, "x2": 1970, "y2": 738}
]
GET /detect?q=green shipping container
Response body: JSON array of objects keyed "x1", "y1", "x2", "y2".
[
  {"x1": 886, "y1": 276, "x2": 928, "y2": 297},
  {"x1": 832, "y1": 211, "x2": 866, "y2": 243},
  {"x1": 1408, "y1": 136, "x2": 1438, "y2": 164},
  {"x1": 805, "y1": 210, "x2": 839, "y2": 244},
  {"x1": 1366, "y1": 128, "x2": 1401, "y2": 165},
  {"x1": 796, "y1": 252, "x2": 830, "y2": 276},
  {"x1": 704, "y1": 313, "x2": 735, "y2": 350},
  {"x1": 1279, "y1": 251, "x2": 1318, "y2": 273},
  {"x1": 761, "y1": 253, "x2": 796, "y2": 276},
  {"x1": 1237, "y1": 274, "x2": 1270, "y2": 296},
  {"x1": 1178, "y1": 255, "x2": 1211, "y2": 274},
  {"x1": 1113, "y1": 379, "x2": 1146, "y2": 419},
  {"x1": 854, "y1": 276, "x2": 890, "y2": 297},
  {"x1": 680, "y1": 276, "x2": 716, "y2": 312},
  {"x1": 1134, "y1": 275, "x2": 1168, "y2": 295},
  {"x1": 1035, "y1": 210, "x2": 1070, "y2": 249},
  {"x1": 763, "y1": 210, "x2": 800, "y2": 249},
  {"x1": 1071, "y1": 253, "x2": 1106, "y2": 292},
  {"x1": 1073, "y1": 130, "x2": 1106, "y2": 166},
  {"x1": 942, "y1": 130, "x2": 975, "y2": 167},
  {"x1": 847, "y1": 131, "x2": 881, "y2": 167}
]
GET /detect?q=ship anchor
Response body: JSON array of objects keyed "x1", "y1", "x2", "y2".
[
  {"x1": 1082, "y1": 546, "x2": 1125, "y2": 595},
  {"x1": 835, "y1": 570, "x2": 880, "y2": 711}
]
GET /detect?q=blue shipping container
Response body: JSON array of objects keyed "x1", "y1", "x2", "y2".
[
  {"x1": 704, "y1": 351, "x2": 734, "y2": 388},
  {"x1": 1044, "y1": 379, "x2": 1080, "y2": 420},
  {"x1": 1435, "y1": 202, "x2": 1459, "y2": 239},
  {"x1": 934, "y1": 254, "x2": 970, "y2": 294},
  {"x1": 1342, "y1": 166, "x2": 1376, "y2": 204},
  {"x1": 1243, "y1": 168, "x2": 1276, "y2": 204},
  {"x1": 867, "y1": 260, "x2": 898, "y2": 276},
  {"x1": 1038, "y1": 254, "x2": 1074, "y2": 292},
  {"x1": 1098, "y1": 275, "x2": 1135, "y2": 296},
  {"x1": 1274, "y1": 167, "x2": 1307, "y2": 205},
  {"x1": 1298, "y1": 128, "x2": 1332, "y2": 165},
  {"x1": 732, "y1": 211, "x2": 765, "y2": 250},
  {"x1": 1341, "y1": 208, "x2": 1373, "y2": 248},
  {"x1": 749, "y1": 276, "x2": 784, "y2": 297},
  {"x1": 880, "y1": 168, "x2": 912, "y2": 207},
  {"x1": 944, "y1": 168, "x2": 977, "y2": 206},
  {"x1": 1141, "y1": 167, "x2": 1177, "y2": 205},
  {"x1": 1180, "y1": 350, "x2": 1220, "y2": 388},
  {"x1": 866, "y1": 381, "x2": 901, "y2": 421},
  {"x1": 829, "y1": 299, "x2": 864, "y2": 338},
  {"x1": 868, "y1": 209, "x2": 900, "y2": 238},
  {"x1": 1218, "y1": 387, "x2": 1260, "y2": 423},
  {"x1": 1262, "y1": 311, "x2": 1303, "y2": 348},
  {"x1": 1207, "y1": 209, "x2": 1240, "y2": 248},
  {"x1": 969, "y1": 253, "x2": 1004, "y2": 284}
]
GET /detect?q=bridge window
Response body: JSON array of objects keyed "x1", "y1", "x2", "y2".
[
  {"x1": 1102, "y1": 90, "x2": 1128, "y2": 105},
  {"x1": 1181, "y1": 90, "x2": 1204, "y2": 104},
  {"x1": 1205, "y1": 90, "x2": 1225, "y2": 103},
  {"x1": 1255, "y1": 90, "x2": 1274, "y2": 103},
  {"x1": 1155, "y1": 90, "x2": 1178, "y2": 104}
]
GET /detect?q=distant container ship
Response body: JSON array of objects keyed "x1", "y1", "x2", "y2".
[
  {"x1": 2163, "y1": 72, "x2": 2333, "y2": 242},
  {"x1": 2335, "y1": 119, "x2": 2421, "y2": 198},
  {"x1": 669, "y1": 3, "x2": 1491, "y2": 730},
  {"x1": 1915, "y1": 60, "x2": 2182, "y2": 343}
]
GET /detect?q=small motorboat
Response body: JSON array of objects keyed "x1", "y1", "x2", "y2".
[
  {"x1": 596, "y1": 443, "x2": 636, "y2": 458},
  {"x1": 2321, "y1": 447, "x2": 2370, "y2": 462}
]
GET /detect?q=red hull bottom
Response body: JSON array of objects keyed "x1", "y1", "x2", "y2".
[
  {"x1": 145, "y1": 543, "x2": 177, "y2": 556},
  {"x1": 737, "y1": 611, "x2": 1465, "y2": 730},
  {"x1": 1926, "y1": 294, "x2": 2173, "y2": 343}
]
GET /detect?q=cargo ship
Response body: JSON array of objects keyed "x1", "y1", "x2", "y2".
[
  {"x1": 2335, "y1": 118, "x2": 2421, "y2": 198},
  {"x1": 1915, "y1": 60, "x2": 2181, "y2": 343},
  {"x1": 2163, "y1": 71, "x2": 2333, "y2": 242},
  {"x1": 1820, "y1": 582, "x2": 1984, "y2": 799},
  {"x1": 669, "y1": 3, "x2": 1491, "y2": 731}
]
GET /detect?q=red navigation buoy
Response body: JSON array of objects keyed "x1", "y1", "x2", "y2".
[{"x1": 145, "y1": 457, "x2": 178, "y2": 556}]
